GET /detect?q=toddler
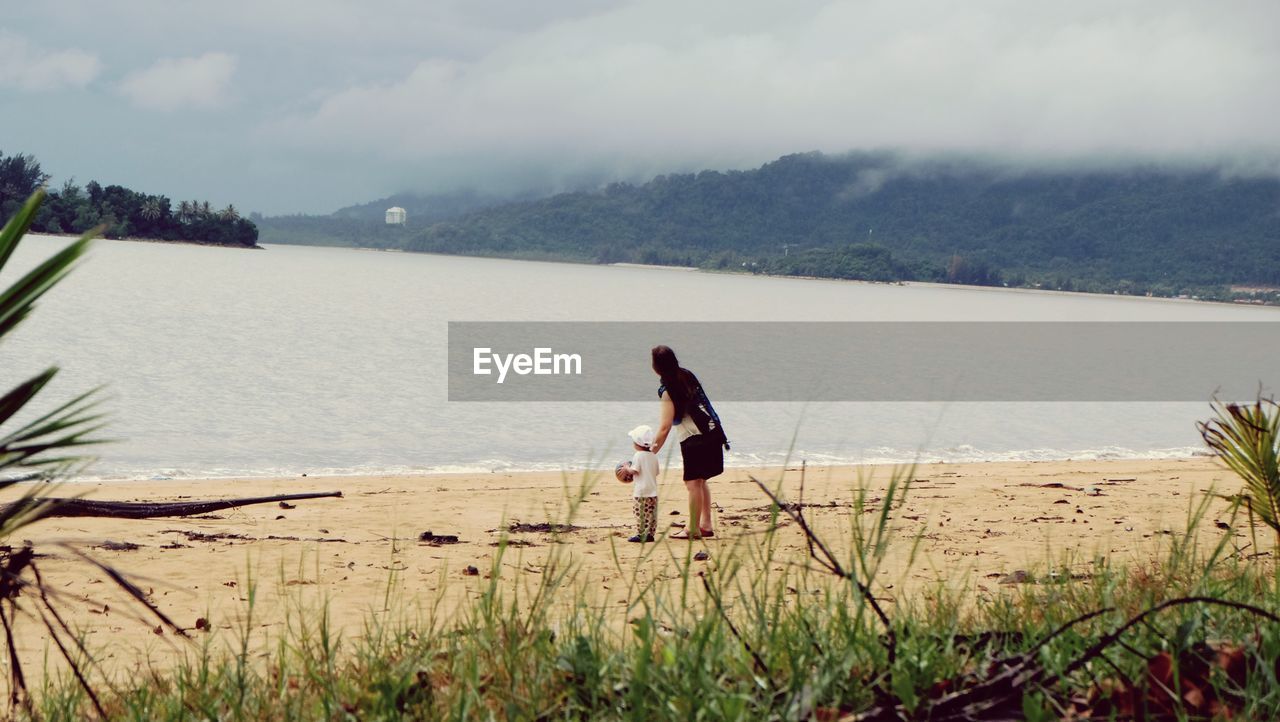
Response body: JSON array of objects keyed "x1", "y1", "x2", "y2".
[{"x1": 615, "y1": 424, "x2": 659, "y2": 542}]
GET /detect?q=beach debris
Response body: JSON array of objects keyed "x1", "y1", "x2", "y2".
[
  {"x1": 265, "y1": 535, "x2": 346, "y2": 543},
  {"x1": 1019, "y1": 482, "x2": 1084, "y2": 491},
  {"x1": 278, "y1": 501, "x2": 296, "y2": 509},
  {"x1": 274, "y1": 515, "x2": 286, "y2": 520},
  {"x1": 1086, "y1": 486, "x2": 1103, "y2": 496},
  {"x1": 2, "y1": 491, "x2": 344, "y2": 519},
  {"x1": 93, "y1": 540, "x2": 141, "y2": 552},
  {"x1": 162, "y1": 529, "x2": 345, "y2": 544},
  {"x1": 418, "y1": 531, "x2": 461, "y2": 545},
  {"x1": 167, "y1": 530, "x2": 254, "y2": 543},
  {"x1": 507, "y1": 521, "x2": 580, "y2": 534},
  {"x1": 462, "y1": 565, "x2": 479, "y2": 576},
  {"x1": 997, "y1": 570, "x2": 1033, "y2": 585},
  {"x1": 194, "y1": 617, "x2": 209, "y2": 632},
  {"x1": 748, "y1": 500, "x2": 841, "y2": 513},
  {"x1": 693, "y1": 550, "x2": 710, "y2": 561},
  {"x1": 488, "y1": 539, "x2": 538, "y2": 548},
  {"x1": 670, "y1": 510, "x2": 680, "y2": 515}
]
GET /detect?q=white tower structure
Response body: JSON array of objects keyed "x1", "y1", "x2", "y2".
[{"x1": 385, "y1": 207, "x2": 407, "y2": 225}]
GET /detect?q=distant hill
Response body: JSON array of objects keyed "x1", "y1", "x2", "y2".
[{"x1": 396, "y1": 152, "x2": 1280, "y2": 299}]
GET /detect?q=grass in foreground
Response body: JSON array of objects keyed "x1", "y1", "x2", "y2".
[{"x1": 21, "y1": 468, "x2": 1280, "y2": 721}]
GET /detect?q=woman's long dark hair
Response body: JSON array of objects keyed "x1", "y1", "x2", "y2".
[{"x1": 652, "y1": 345, "x2": 699, "y2": 422}]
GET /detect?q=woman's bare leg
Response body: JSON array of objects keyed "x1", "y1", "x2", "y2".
[
  {"x1": 683, "y1": 478, "x2": 705, "y2": 538},
  {"x1": 699, "y1": 483, "x2": 713, "y2": 532}
]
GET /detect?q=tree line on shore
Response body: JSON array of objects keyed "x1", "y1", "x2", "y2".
[{"x1": 0, "y1": 151, "x2": 258, "y2": 247}]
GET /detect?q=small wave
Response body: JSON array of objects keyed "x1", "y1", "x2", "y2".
[{"x1": 62, "y1": 444, "x2": 1209, "y2": 482}]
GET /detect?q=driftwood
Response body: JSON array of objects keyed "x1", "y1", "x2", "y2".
[{"x1": 5, "y1": 491, "x2": 342, "y2": 519}]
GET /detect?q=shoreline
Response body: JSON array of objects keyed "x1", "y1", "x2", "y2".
[
  {"x1": 55, "y1": 446, "x2": 1214, "y2": 484},
  {"x1": 15, "y1": 455, "x2": 1262, "y2": 678},
  {"x1": 701, "y1": 268, "x2": 1280, "y2": 309},
  {"x1": 40, "y1": 225, "x2": 1269, "y2": 309},
  {"x1": 25, "y1": 231, "x2": 262, "y2": 250},
  {"x1": 217, "y1": 234, "x2": 1280, "y2": 307}
]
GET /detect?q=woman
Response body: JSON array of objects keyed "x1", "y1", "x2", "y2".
[{"x1": 648, "y1": 345, "x2": 728, "y2": 540}]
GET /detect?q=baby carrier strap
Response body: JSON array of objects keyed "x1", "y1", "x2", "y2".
[{"x1": 660, "y1": 379, "x2": 730, "y2": 451}]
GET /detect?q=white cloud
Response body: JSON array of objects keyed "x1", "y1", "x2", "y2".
[
  {"x1": 119, "y1": 52, "x2": 237, "y2": 111},
  {"x1": 265, "y1": 0, "x2": 1280, "y2": 182},
  {"x1": 0, "y1": 32, "x2": 100, "y2": 90},
  {"x1": 10, "y1": 0, "x2": 1280, "y2": 211}
]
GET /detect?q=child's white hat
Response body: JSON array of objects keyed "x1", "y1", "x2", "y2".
[{"x1": 628, "y1": 424, "x2": 655, "y2": 447}]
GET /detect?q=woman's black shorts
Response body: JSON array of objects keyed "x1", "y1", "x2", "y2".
[{"x1": 680, "y1": 434, "x2": 724, "y2": 481}]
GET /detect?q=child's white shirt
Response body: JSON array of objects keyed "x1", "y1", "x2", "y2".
[{"x1": 630, "y1": 450, "x2": 659, "y2": 498}]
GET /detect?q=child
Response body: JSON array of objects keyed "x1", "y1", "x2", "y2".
[{"x1": 615, "y1": 424, "x2": 659, "y2": 542}]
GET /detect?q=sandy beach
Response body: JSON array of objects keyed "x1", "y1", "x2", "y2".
[{"x1": 12, "y1": 456, "x2": 1264, "y2": 680}]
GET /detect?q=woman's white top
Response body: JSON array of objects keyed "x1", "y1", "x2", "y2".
[
  {"x1": 674, "y1": 414, "x2": 701, "y2": 443},
  {"x1": 661, "y1": 388, "x2": 703, "y2": 443}
]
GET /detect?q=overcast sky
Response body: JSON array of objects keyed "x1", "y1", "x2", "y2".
[{"x1": 3, "y1": 1, "x2": 1278, "y2": 214}]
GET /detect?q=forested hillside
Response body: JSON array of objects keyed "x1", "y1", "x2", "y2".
[{"x1": 399, "y1": 152, "x2": 1280, "y2": 298}]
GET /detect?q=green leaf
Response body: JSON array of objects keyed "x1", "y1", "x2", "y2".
[
  {"x1": 1199, "y1": 397, "x2": 1280, "y2": 541},
  {"x1": 0, "y1": 191, "x2": 104, "y2": 481}
]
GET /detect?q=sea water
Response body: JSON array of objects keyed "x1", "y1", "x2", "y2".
[{"x1": 2, "y1": 236, "x2": 1276, "y2": 479}]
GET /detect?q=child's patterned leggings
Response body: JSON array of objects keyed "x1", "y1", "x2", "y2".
[{"x1": 633, "y1": 497, "x2": 657, "y2": 537}]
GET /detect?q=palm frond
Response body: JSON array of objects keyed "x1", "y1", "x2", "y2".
[
  {"x1": 0, "y1": 369, "x2": 57, "y2": 426},
  {"x1": 0, "y1": 482, "x2": 70, "y2": 539},
  {"x1": 0, "y1": 192, "x2": 103, "y2": 480},
  {"x1": 1197, "y1": 397, "x2": 1280, "y2": 540},
  {"x1": 0, "y1": 373, "x2": 108, "y2": 476},
  {"x1": 0, "y1": 226, "x2": 94, "y2": 340},
  {"x1": 0, "y1": 191, "x2": 156, "y2": 713},
  {"x1": 0, "y1": 190, "x2": 45, "y2": 273}
]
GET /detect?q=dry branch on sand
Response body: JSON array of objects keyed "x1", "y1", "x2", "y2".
[{"x1": 1, "y1": 491, "x2": 343, "y2": 519}]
